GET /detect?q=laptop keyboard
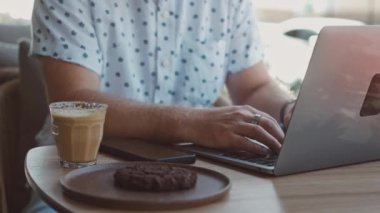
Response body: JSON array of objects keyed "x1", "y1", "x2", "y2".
[{"x1": 219, "y1": 151, "x2": 278, "y2": 166}]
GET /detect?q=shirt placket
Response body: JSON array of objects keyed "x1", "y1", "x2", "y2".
[{"x1": 154, "y1": 0, "x2": 174, "y2": 104}]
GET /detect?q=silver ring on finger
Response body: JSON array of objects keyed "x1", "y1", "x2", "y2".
[{"x1": 251, "y1": 114, "x2": 262, "y2": 125}]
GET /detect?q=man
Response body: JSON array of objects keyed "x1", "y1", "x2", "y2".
[
  {"x1": 32, "y1": 0, "x2": 294, "y2": 157},
  {"x1": 25, "y1": 1, "x2": 295, "y2": 211}
]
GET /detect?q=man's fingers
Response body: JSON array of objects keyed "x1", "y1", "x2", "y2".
[
  {"x1": 240, "y1": 112, "x2": 284, "y2": 143},
  {"x1": 242, "y1": 106, "x2": 284, "y2": 141},
  {"x1": 230, "y1": 135, "x2": 271, "y2": 156},
  {"x1": 238, "y1": 105, "x2": 273, "y2": 121},
  {"x1": 257, "y1": 116, "x2": 285, "y2": 142},
  {"x1": 235, "y1": 123, "x2": 282, "y2": 154}
]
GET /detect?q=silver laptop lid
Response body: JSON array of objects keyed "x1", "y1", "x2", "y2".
[{"x1": 275, "y1": 26, "x2": 380, "y2": 175}]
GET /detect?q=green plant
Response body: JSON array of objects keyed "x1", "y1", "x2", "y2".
[{"x1": 289, "y1": 79, "x2": 303, "y2": 95}]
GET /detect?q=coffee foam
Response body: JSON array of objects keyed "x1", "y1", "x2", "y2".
[
  {"x1": 50, "y1": 102, "x2": 107, "y2": 117},
  {"x1": 52, "y1": 109, "x2": 96, "y2": 117}
]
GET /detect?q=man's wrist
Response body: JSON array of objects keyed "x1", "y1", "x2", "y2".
[
  {"x1": 174, "y1": 107, "x2": 201, "y2": 143},
  {"x1": 279, "y1": 100, "x2": 296, "y2": 127}
]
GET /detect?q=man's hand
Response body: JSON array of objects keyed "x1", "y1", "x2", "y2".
[{"x1": 188, "y1": 105, "x2": 284, "y2": 155}]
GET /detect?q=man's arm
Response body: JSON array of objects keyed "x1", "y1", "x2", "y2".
[
  {"x1": 40, "y1": 57, "x2": 283, "y2": 154},
  {"x1": 227, "y1": 62, "x2": 294, "y2": 123},
  {"x1": 40, "y1": 57, "x2": 194, "y2": 143}
]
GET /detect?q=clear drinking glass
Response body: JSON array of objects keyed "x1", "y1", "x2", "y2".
[{"x1": 49, "y1": 102, "x2": 108, "y2": 168}]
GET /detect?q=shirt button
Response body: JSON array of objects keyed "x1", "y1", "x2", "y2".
[
  {"x1": 160, "y1": 60, "x2": 170, "y2": 68},
  {"x1": 161, "y1": 11, "x2": 169, "y2": 19}
]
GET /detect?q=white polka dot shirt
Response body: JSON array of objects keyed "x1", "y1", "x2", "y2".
[{"x1": 31, "y1": 0, "x2": 264, "y2": 107}]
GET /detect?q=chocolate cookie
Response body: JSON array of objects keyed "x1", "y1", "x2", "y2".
[{"x1": 113, "y1": 163, "x2": 197, "y2": 191}]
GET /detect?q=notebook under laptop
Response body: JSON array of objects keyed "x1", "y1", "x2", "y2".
[{"x1": 180, "y1": 26, "x2": 380, "y2": 176}]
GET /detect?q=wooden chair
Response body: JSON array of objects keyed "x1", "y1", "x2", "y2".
[{"x1": 0, "y1": 40, "x2": 48, "y2": 213}]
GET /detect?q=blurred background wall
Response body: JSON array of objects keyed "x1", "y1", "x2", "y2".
[{"x1": 256, "y1": 0, "x2": 380, "y2": 24}]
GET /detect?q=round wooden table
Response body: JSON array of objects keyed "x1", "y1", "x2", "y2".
[{"x1": 26, "y1": 146, "x2": 380, "y2": 213}]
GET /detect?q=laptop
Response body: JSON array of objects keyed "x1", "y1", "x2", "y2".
[{"x1": 180, "y1": 26, "x2": 380, "y2": 176}]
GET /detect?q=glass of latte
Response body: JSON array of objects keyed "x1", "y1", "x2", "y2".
[{"x1": 49, "y1": 102, "x2": 108, "y2": 168}]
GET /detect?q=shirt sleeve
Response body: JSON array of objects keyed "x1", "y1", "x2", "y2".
[
  {"x1": 226, "y1": 0, "x2": 264, "y2": 74},
  {"x1": 31, "y1": 0, "x2": 103, "y2": 75}
]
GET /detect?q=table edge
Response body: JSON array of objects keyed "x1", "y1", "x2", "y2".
[{"x1": 25, "y1": 147, "x2": 72, "y2": 213}]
